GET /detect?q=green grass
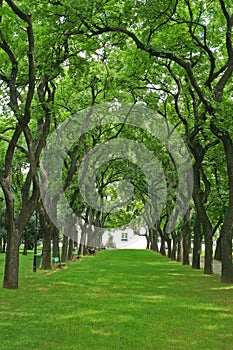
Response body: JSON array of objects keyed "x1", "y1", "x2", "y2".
[{"x1": 0, "y1": 249, "x2": 233, "y2": 350}]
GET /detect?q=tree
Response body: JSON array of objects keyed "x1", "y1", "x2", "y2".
[{"x1": 0, "y1": 0, "x2": 38, "y2": 289}]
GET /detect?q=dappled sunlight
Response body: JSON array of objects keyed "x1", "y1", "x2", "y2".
[
  {"x1": 78, "y1": 309, "x2": 105, "y2": 318},
  {"x1": 142, "y1": 294, "x2": 166, "y2": 302},
  {"x1": 0, "y1": 310, "x2": 34, "y2": 318},
  {"x1": 211, "y1": 286, "x2": 233, "y2": 291},
  {"x1": 53, "y1": 281, "x2": 77, "y2": 287}
]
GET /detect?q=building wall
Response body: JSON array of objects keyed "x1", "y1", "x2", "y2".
[{"x1": 102, "y1": 228, "x2": 147, "y2": 249}]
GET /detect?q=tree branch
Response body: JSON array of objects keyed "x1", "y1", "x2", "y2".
[
  {"x1": 0, "y1": 135, "x2": 27, "y2": 155},
  {"x1": 214, "y1": 0, "x2": 233, "y2": 101},
  {"x1": 84, "y1": 23, "x2": 213, "y2": 114},
  {"x1": 5, "y1": 0, "x2": 30, "y2": 23}
]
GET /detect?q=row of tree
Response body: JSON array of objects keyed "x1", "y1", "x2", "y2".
[{"x1": 1, "y1": 0, "x2": 233, "y2": 289}]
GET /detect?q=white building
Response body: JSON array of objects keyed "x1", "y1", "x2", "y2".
[{"x1": 102, "y1": 228, "x2": 147, "y2": 249}]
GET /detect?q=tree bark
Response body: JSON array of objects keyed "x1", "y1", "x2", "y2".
[
  {"x1": 61, "y1": 234, "x2": 68, "y2": 263},
  {"x1": 2, "y1": 235, "x2": 6, "y2": 253},
  {"x1": 220, "y1": 134, "x2": 233, "y2": 283},
  {"x1": 167, "y1": 238, "x2": 172, "y2": 258},
  {"x1": 145, "y1": 234, "x2": 150, "y2": 249},
  {"x1": 208, "y1": 129, "x2": 233, "y2": 282},
  {"x1": 171, "y1": 233, "x2": 177, "y2": 260},
  {"x1": 68, "y1": 238, "x2": 74, "y2": 261},
  {"x1": 204, "y1": 235, "x2": 213, "y2": 274},
  {"x1": 177, "y1": 231, "x2": 183, "y2": 262},
  {"x1": 38, "y1": 202, "x2": 51, "y2": 270},
  {"x1": 192, "y1": 155, "x2": 213, "y2": 274},
  {"x1": 221, "y1": 219, "x2": 233, "y2": 283},
  {"x1": 160, "y1": 234, "x2": 166, "y2": 256},
  {"x1": 78, "y1": 230, "x2": 87, "y2": 257},
  {"x1": 150, "y1": 227, "x2": 159, "y2": 252},
  {"x1": 182, "y1": 209, "x2": 192, "y2": 265},
  {"x1": 214, "y1": 236, "x2": 222, "y2": 261},
  {"x1": 3, "y1": 223, "x2": 21, "y2": 289},
  {"x1": 192, "y1": 214, "x2": 202, "y2": 269},
  {"x1": 52, "y1": 226, "x2": 59, "y2": 258},
  {"x1": 41, "y1": 232, "x2": 51, "y2": 270}
]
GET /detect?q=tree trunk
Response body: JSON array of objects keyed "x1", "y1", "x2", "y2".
[
  {"x1": 52, "y1": 227, "x2": 60, "y2": 259},
  {"x1": 192, "y1": 215, "x2": 202, "y2": 269},
  {"x1": 192, "y1": 158, "x2": 213, "y2": 274},
  {"x1": 214, "y1": 236, "x2": 222, "y2": 261},
  {"x1": 183, "y1": 234, "x2": 190, "y2": 266},
  {"x1": 38, "y1": 202, "x2": 52, "y2": 270},
  {"x1": 204, "y1": 235, "x2": 213, "y2": 274},
  {"x1": 87, "y1": 227, "x2": 96, "y2": 248},
  {"x1": 145, "y1": 234, "x2": 150, "y2": 249},
  {"x1": 171, "y1": 233, "x2": 177, "y2": 260},
  {"x1": 2, "y1": 235, "x2": 6, "y2": 253},
  {"x1": 78, "y1": 222, "x2": 88, "y2": 257},
  {"x1": 2, "y1": 180, "x2": 39, "y2": 288},
  {"x1": 182, "y1": 208, "x2": 192, "y2": 265},
  {"x1": 95, "y1": 228, "x2": 104, "y2": 248},
  {"x1": 220, "y1": 134, "x2": 233, "y2": 283},
  {"x1": 3, "y1": 226, "x2": 21, "y2": 289},
  {"x1": 160, "y1": 234, "x2": 166, "y2": 255},
  {"x1": 150, "y1": 228, "x2": 159, "y2": 252},
  {"x1": 68, "y1": 238, "x2": 74, "y2": 261},
  {"x1": 177, "y1": 231, "x2": 183, "y2": 262},
  {"x1": 62, "y1": 213, "x2": 77, "y2": 262},
  {"x1": 221, "y1": 219, "x2": 233, "y2": 283},
  {"x1": 78, "y1": 231, "x2": 87, "y2": 257},
  {"x1": 41, "y1": 230, "x2": 51, "y2": 270},
  {"x1": 61, "y1": 234, "x2": 68, "y2": 263},
  {"x1": 167, "y1": 238, "x2": 172, "y2": 258}
]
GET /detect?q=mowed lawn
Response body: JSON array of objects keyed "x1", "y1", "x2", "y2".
[{"x1": 0, "y1": 249, "x2": 233, "y2": 350}]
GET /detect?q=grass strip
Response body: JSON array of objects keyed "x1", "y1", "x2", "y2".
[{"x1": 0, "y1": 249, "x2": 233, "y2": 350}]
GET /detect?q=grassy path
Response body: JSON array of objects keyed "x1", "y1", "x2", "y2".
[{"x1": 0, "y1": 249, "x2": 233, "y2": 350}]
